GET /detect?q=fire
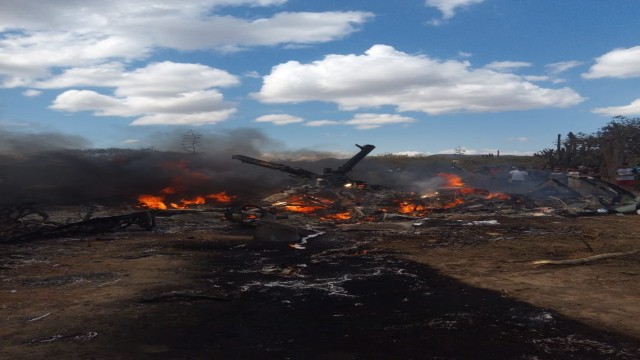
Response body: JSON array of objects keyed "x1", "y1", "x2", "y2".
[
  {"x1": 137, "y1": 191, "x2": 234, "y2": 210},
  {"x1": 457, "y1": 187, "x2": 478, "y2": 195},
  {"x1": 284, "y1": 205, "x2": 324, "y2": 213},
  {"x1": 486, "y1": 192, "x2": 510, "y2": 200},
  {"x1": 400, "y1": 173, "x2": 472, "y2": 214},
  {"x1": 398, "y1": 201, "x2": 427, "y2": 214},
  {"x1": 277, "y1": 195, "x2": 334, "y2": 214},
  {"x1": 207, "y1": 192, "x2": 233, "y2": 203},
  {"x1": 320, "y1": 212, "x2": 352, "y2": 221},
  {"x1": 437, "y1": 173, "x2": 465, "y2": 187},
  {"x1": 138, "y1": 195, "x2": 168, "y2": 210},
  {"x1": 442, "y1": 198, "x2": 464, "y2": 208},
  {"x1": 134, "y1": 158, "x2": 237, "y2": 209},
  {"x1": 179, "y1": 196, "x2": 206, "y2": 206},
  {"x1": 273, "y1": 194, "x2": 349, "y2": 219}
]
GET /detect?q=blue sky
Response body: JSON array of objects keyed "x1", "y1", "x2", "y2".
[{"x1": 2, "y1": 0, "x2": 640, "y2": 156}]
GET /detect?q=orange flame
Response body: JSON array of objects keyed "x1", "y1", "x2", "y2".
[
  {"x1": 138, "y1": 191, "x2": 234, "y2": 209},
  {"x1": 138, "y1": 195, "x2": 168, "y2": 210},
  {"x1": 278, "y1": 195, "x2": 333, "y2": 214},
  {"x1": 398, "y1": 201, "x2": 427, "y2": 214},
  {"x1": 179, "y1": 196, "x2": 206, "y2": 206},
  {"x1": 486, "y1": 192, "x2": 510, "y2": 200},
  {"x1": 442, "y1": 198, "x2": 465, "y2": 208},
  {"x1": 284, "y1": 205, "x2": 325, "y2": 213},
  {"x1": 320, "y1": 212, "x2": 352, "y2": 221},
  {"x1": 437, "y1": 173, "x2": 465, "y2": 187},
  {"x1": 457, "y1": 187, "x2": 477, "y2": 195},
  {"x1": 207, "y1": 192, "x2": 233, "y2": 203},
  {"x1": 136, "y1": 160, "x2": 237, "y2": 209}
]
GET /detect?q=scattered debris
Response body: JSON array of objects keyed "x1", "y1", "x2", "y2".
[
  {"x1": 27, "y1": 312, "x2": 51, "y2": 322},
  {"x1": 3, "y1": 146, "x2": 640, "y2": 359},
  {"x1": 532, "y1": 250, "x2": 639, "y2": 266},
  {"x1": 1, "y1": 209, "x2": 156, "y2": 243},
  {"x1": 233, "y1": 144, "x2": 375, "y2": 187},
  {"x1": 140, "y1": 290, "x2": 230, "y2": 303},
  {"x1": 28, "y1": 331, "x2": 98, "y2": 344},
  {"x1": 23, "y1": 272, "x2": 122, "y2": 286},
  {"x1": 532, "y1": 334, "x2": 622, "y2": 355}
]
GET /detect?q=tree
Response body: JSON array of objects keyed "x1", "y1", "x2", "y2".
[
  {"x1": 597, "y1": 116, "x2": 640, "y2": 180},
  {"x1": 573, "y1": 132, "x2": 601, "y2": 169},
  {"x1": 535, "y1": 132, "x2": 599, "y2": 171},
  {"x1": 534, "y1": 148, "x2": 560, "y2": 169},
  {"x1": 535, "y1": 116, "x2": 640, "y2": 179}
]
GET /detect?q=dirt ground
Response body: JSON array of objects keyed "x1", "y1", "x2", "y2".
[
  {"x1": 381, "y1": 214, "x2": 640, "y2": 339},
  {"x1": 1, "y1": 210, "x2": 640, "y2": 359}
]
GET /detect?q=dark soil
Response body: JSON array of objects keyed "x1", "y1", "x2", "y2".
[{"x1": 2, "y1": 213, "x2": 640, "y2": 359}]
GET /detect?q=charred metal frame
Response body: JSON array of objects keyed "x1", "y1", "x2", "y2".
[{"x1": 232, "y1": 144, "x2": 375, "y2": 186}]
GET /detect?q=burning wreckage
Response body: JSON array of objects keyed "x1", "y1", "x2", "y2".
[
  {"x1": 2, "y1": 143, "x2": 639, "y2": 244},
  {"x1": 223, "y1": 143, "x2": 640, "y2": 245},
  {"x1": 4, "y1": 144, "x2": 640, "y2": 359}
]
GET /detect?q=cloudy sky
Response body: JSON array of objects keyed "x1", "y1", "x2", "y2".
[{"x1": 1, "y1": 0, "x2": 640, "y2": 155}]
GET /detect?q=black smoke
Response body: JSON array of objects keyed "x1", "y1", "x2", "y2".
[
  {"x1": 0, "y1": 130, "x2": 90, "y2": 155},
  {"x1": 1, "y1": 127, "x2": 474, "y2": 207},
  {"x1": 0, "y1": 128, "x2": 349, "y2": 206}
]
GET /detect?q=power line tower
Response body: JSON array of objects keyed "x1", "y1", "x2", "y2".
[{"x1": 181, "y1": 130, "x2": 202, "y2": 154}]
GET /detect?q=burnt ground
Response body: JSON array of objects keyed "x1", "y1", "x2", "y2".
[{"x1": 1, "y1": 212, "x2": 640, "y2": 359}]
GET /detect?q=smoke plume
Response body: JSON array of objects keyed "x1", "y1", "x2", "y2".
[{"x1": 0, "y1": 128, "x2": 349, "y2": 206}]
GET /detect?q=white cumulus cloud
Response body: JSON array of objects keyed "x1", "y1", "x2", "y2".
[
  {"x1": 592, "y1": 99, "x2": 640, "y2": 116},
  {"x1": 48, "y1": 61, "x2": 239, "y2": 126},
  {"x1": 523, "y1": 75, "x2": 551, "y2": 82},
  {"x1": 425, "y1": 0, "x2": 484, "y2": 20},
  {"x1": 344, "y1": 113, "x2": 416, "y2": 130},
  {"x1": 254, "y1": 44, "x2": 584, "y2": 115},
  {"x1": 255, "y1": 114, "x2": 304, "y2": 125},
  {"x1": 484, "y1": 61, "x2": 531, "y2": 72},
  {"x1": 258, "y1": 112, "x2": 417, "y2": 129},
  {"x1": 583, "y1": 46, "x2": 640, "y2": 79},
  {"x1": 305, "y1": 120, "x2": 341, "y2": 127},
  {"x1": 545, "y1": 60, "x2": 582, "y2": 75},
  {"x1": 22, "y1": 89, "x2": 42, "y2": 97},
  {"x1": 0, "y1": 0, "x2": 372, "y2": 86},
  {"x1": 131, "y1": 110, "x2": 237, "y2": 126},
  {"x1": 304, "y1": 113, "x2": 416, "y2": 130}
]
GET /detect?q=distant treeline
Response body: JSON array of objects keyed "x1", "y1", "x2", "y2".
[{"x1": 534, "y1": 116, "x2": 640, "y2": 180}]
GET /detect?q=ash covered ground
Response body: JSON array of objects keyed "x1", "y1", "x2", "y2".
[
  {"x1": 2, "y1": 132, "x2": 640, "y2": 359},
  {"x1": 2, "y1": 212, "x2": 640, "y2": 360}
]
